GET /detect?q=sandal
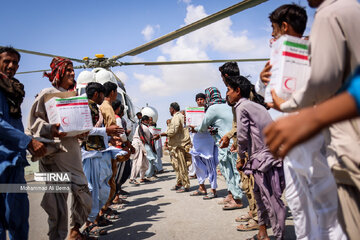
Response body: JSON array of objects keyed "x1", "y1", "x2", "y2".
[
  {"x1": 190, "y1": 189, "x2": 206, "y2": 196},
  {"x1": 236, "y1": 219, "x2": 259, "y2": 231},
  {"x1": 217, "y1": 198, "x2": 231, "y2": 205},
  {"x1": 222, "y1": 203, "x2": 244, "y2": 210},
  {"x1": 84, "y1": 224, "x2": 107, "y2": 237},
  {"x1": 129, "y1": 179, "x2": 140, "y2": 186},
  {"x1": 112, "y1": 198, "x2": 128, "y2": 204},
  {"x1": 235, "y1": 213, "x2": 252, "y2": 222},
  {"x1": 139, "y1": 178, "x2": 151, "y2": 183},
  {"x1": 203, "y1": 192, "x2": 217, "y2": 200},
  {"x1": 111, "y1": 203, "x2": 125, "y2": 210},
  {"x1": 102, "y1": 208, "x2": 120, "y2": 220},
  {"x1": 97, "y1": 215, "x2": 113, "y2": 227}
]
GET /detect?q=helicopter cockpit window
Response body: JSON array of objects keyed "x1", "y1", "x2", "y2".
[
  {"x1": 124, "y1": 94, "x2": 135, "y2": 120},
  {"x1": 77, "y1": 87, "x2": 86, "y2": 96},
  {"x1": 116, "y1": 94, "x2": 124, "y2": 106}
]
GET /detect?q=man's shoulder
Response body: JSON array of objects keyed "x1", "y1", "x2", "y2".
[
  {"x1": 318, "y1": 0, "x2": 360, "y2": 18},
  {"x1": 100, "y1": 100, "x2": 111, "y2": 110}
]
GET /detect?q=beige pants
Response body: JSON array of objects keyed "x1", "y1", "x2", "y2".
[
  {"x1": 240, "y1": 171, "x2": 258, "y2": 221},
  {"x1": 170, "y1": 146, "x2": 192, "y2": 189},
  {"x1": 40, "y1": 162, "x2": 91, "y2": 240},
  {"x1": 106, "y1": 158, "x2": 118, "y2": 205},
  {"x1": 130, "y1": 140, "x2": 149, "y2": 180},
  {"x1": 332, "y1": 156, "x2": 360, "y2": 240}
]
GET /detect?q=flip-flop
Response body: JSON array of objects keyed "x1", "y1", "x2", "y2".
[
  {"x1": 222, "y1": 203, "x2": 244, "y2": 210},
  {"x1": 203, "y1": 192, "x2": 217, "y2": 200},
  {"x1": 236, "y1": 219, "x2": 259, "y2": 231},
  {"x1": 190, "y1": 189, "x2": 206, "y2": 196},
  {"x1": 111, "y1": 204, "x2": 125, "y2": 210},
  {"x1": 217, "y1": 198, "x2": 231, "y2": 205},
  {"x1": 235, "y1": 213, "x2": 252, "y2": 222}
]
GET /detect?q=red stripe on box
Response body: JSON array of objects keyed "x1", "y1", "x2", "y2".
[
  {"x1": 186, "y1": 111, "x2": 204, "y2": 113},
  {"x1": 56, "y1": 102, "x2": 88, "y2": 107},
  {"x1": 282, "y1": 51, "x2": 308, "y2": 60}
]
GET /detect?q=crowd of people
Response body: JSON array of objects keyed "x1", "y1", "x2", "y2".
[{"x1": 0, "y1": 0, "x2": 360, "y2": 239}]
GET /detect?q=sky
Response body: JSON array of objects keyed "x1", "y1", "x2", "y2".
[{"x1": 1, "y1": 0, "x2": 318, "y2": 132}]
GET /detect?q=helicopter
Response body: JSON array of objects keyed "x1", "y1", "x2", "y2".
[{"x1": 2, "y1": 0, "x2": 272, "y2": 135}]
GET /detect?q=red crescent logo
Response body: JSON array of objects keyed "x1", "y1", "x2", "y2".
[
  {"x1": 283, "y1": 77, "x2": 295, "y2": 92},
  {"x1": 61, "y1": 117, "x2": 69, "y2": 126}
]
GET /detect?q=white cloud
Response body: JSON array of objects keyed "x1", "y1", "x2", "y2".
[
  {"x1": 179, "y1": 0, "x2": 191, "y2": 4},
  {"x1": 135, "y1": 4, "x2": 264, "y2": 96},
  {"x1": 141, "y1": 24, "x2": 160, "y2": 41}
]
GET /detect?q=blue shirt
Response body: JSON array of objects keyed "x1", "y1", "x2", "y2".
[
  {"x1": 0, "y1": 90, "x2": 31, "y2": 174},
  {"x1": 347, "y1": 66, "x2": 360, "y2": 113}
]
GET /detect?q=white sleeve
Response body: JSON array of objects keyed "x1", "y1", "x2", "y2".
[
  {"x1": 255, "y1": 79, "x2": 266, "y2": 97},
  {"x1": 88, "y1": 127, "x2": 107, "y2": 136}
]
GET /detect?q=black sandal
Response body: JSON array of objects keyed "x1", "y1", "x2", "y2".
[
  {"x1": 83, "y1": 224, "x2": 107, "y2": 237},
  {"x1": 97, "y1": 215, "x2": 113, "y2": 226}
]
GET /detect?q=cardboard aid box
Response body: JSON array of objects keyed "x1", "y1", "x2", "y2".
[
  {"x1": 44, "y1": 92, "x2": 93, "y2": 137},
  {"x1": 185, "y1": 107, "x2": 205, "y2": 127},
  {"x1": 265, "y1": 35, "x2": 310, "y2": 103}
]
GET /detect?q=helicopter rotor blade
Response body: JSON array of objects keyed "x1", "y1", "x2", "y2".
[
  {"x1": 118, "y1": 58, "x2": 269, "y2": 66},
  {"x1": 16, "y1": 65, "x2": 86, "y2": 75},
  {"x1": 111, "y1": 0, "x2": 268, "y2": 60},
  {"x1": 0, "y1": 46, "x2": 85, "y2": 63}
]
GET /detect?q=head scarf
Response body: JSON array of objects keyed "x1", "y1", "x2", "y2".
[
  {"x1": 205, "y1": 87, "x2": 226, "y2": 109},
  {"x1": 43, "y1": 57, "x2": 73, "y2": 88},
  {"x1": 195, "y1": 93, "x2": 206, "y2": 101}
]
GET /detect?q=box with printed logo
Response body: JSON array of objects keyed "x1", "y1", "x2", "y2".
[
  {"x1": 185, "y1": 107, "x2": 205, "y2": 127},
  {"x1": 265, "y1": 35, "x2": 310, "y2": 103},
  {"x1": 44, "y1": 92, "x2": 93, "y2": 136}
]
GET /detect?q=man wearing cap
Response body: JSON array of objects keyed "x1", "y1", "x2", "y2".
[
  {"x1": 26, "y1": 57, "x2": 92, "y2": 240},
  {"x1": 0, "y1": 46, "x2": 46, "y2": 240}
]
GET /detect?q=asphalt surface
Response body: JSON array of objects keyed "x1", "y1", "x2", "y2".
[{"x1": 25, "y1": 155, "x2": 296, "y2": 240}]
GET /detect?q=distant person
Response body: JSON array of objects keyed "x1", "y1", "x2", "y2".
[
  {"x1": 144, "y1": 116, "x2": 157, "y2": 179},
  {"x1": 190, "y1": 87, "x2": 243, "y2": 210},
  {"x1": 26, "y1": 57, "x2": 91, "y2": 240},
  {"x1": 181, "y1": 109, "x2": 196, "y2": 179},
  {"x1": 149, "y1": 120, "x2": 164, "y2": 175},
  {"x1": 189, "y1": 93, "x2": 219, "y2": 199},
  {"x1": 155, "y1": 102, "x2": 192, "y2": 192},
  {"x1": 0, "y1": 46, "x2": 46, "y2": 240},
  {"x1": 81, "y1": 83, "x2": 126, "y2": 235},
  {"x1": 136, "y1": 112, "x2": 142, "y2": 124},
  {"x1": 99, "y1": 81, "x2": 125, "y2": 219},
  {"x1": 112, "y1": 100, "x2": 134, "y2": 203},
  {"x1": 129, "y1": 115, "x2": 153, "y2": 184}
]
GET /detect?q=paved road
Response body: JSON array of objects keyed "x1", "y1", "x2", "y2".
[{"x1": 26, "y1": 155, "x2": 295, "y2": 240}]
